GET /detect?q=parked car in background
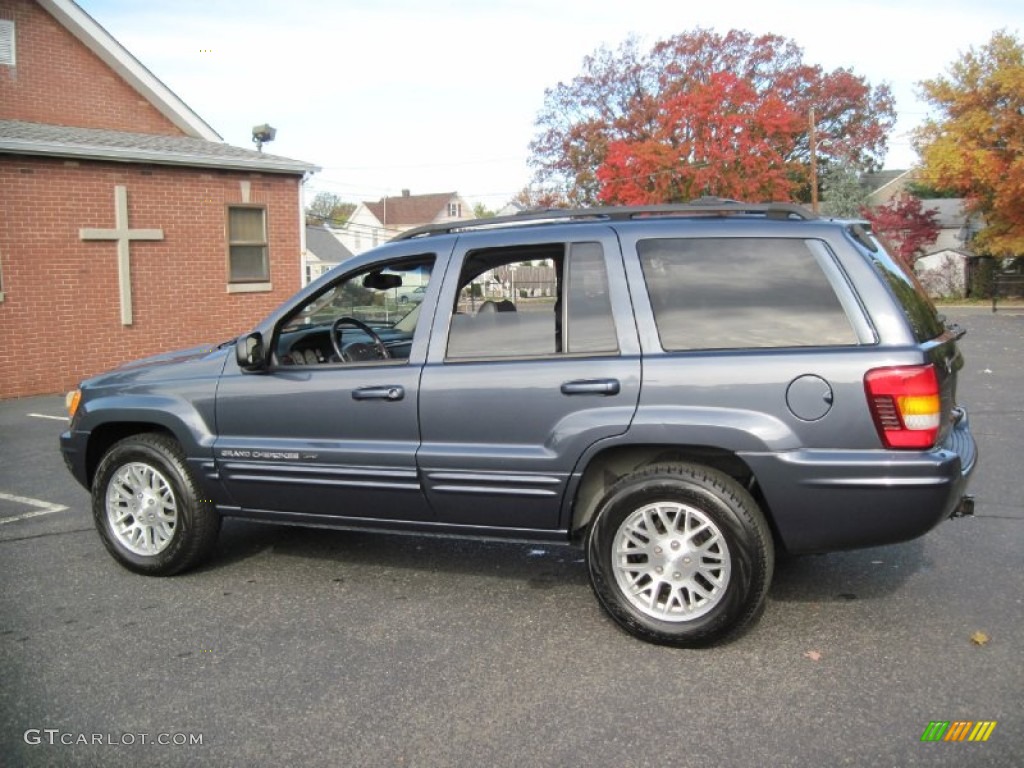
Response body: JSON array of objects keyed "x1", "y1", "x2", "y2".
[{"x1": 396, "y1": 284, "x2": 426, "y2": 304}]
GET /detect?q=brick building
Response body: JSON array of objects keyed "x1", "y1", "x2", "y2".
[{"x1": 0, "y1": 0, "x2": 316, "y2": 398}]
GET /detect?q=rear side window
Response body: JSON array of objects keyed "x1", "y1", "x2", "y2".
[
  {"x1": 446, "y1": 242, "x2": 618, "y2": 359},
  {"x1": 565, "y1": 242, "x2": 617, "y2": 354},
  {"x1": 638, "y1": 238, "x2": 857, "y2": 351},
  {"x1": 862, "y1": 231, "x2": 945, "y2": 342}
]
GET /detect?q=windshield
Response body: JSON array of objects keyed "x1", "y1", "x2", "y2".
[{"x1": 282, "y1": 262, "x2": 430, "y2": 333}]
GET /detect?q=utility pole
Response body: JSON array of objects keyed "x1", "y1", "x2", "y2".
[{"x1": 809, "y1": 108, "x2": 819, "y2": 215}]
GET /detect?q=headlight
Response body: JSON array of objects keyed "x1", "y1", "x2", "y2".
[{"x1": 65, "y1": 389, "x2": 82, "y2": 418}]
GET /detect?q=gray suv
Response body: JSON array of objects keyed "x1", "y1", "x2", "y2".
[{"x1": 60, "y1": 202, "x2": 978, "y2": 646}]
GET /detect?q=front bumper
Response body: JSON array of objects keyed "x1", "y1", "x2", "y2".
[{"x1": 60, "y1": 428, "x2": 90, "y2": 490}]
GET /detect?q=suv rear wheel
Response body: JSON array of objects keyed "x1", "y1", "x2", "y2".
[
  {"x1": 586, "y1": 463, "x2": 773, "y2": 646},
  {"x1": 91, "y1": 433, "x2": 220, "y2": 576}
]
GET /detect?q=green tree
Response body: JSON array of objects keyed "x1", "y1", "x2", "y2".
[
  {"x1": 306, "y1": 192, "x2": 355, "y2": 226},
  {"x1": 820, "y1": 163, "x2": 868, "y2": 218},
  {"x1": 472, "y1": 202, "x2": 497, "y2": 219},
  {"x1": 915, "y1": 30, "x2": 1024, "y2": 255},
  {"x1": 905, "y1": 181, "x2": 959, "y2": 199}
]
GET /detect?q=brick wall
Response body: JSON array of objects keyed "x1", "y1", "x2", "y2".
[
  {"x1": 0, "y1": 156, "x2": 303, "y2": 398},
  {"x1": 0, "y1": 0, "x2": 183, "y2": 135}
]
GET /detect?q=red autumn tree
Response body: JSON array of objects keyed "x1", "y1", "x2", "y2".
[
  {"x1": 862, "y1": 194, "x2": 940, "y2": 264},
  {"x1": 529, "y1": 29, "x2": 896, "y2": 205},
  {"x1": 596, "y1": 71, "x2": 800, "y2": 203}
]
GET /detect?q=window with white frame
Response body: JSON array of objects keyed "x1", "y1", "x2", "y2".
[
  {"x1": 448, "y1": 202, "x2": 462, "y2": 217},
  {"x1": 227, "y1": 206, "x2": 269, "y2": 282},
  {"x1": 0, "y1": 20, "x2": 15, "y2": 67}
]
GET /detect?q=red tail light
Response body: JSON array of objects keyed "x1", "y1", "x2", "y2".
[{"x1": 864, "y1": 365, "x2": 942, "y2": 449}]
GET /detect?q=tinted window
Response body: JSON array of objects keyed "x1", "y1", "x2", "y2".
[
  {"x1": 447, "y1": 242, "x2": 617, "y2": 359},
  {"x1": 565, "y1": 243, "x2": 618, "y2": 354},
  {"x1": 638, "y1": 238, "x2": 857, "y2": 351},
  {"x1": 863, "y1": 231, "x2": 945, "y2": 342}
]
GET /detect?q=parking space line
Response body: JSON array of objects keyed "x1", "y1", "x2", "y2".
[
  {"x1": 28, "y1": 413, "x2": 70, "y2": 422},
  {"x1": 0, "y1": 492, "x2": 69, "y2": 525}
]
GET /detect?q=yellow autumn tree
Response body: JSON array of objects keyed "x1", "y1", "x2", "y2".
[{"x1": 915, "y1": 30, "x2": 1024, "y2": 256}]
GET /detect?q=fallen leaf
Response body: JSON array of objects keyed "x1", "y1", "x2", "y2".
[
  {"x1": 970, "y1": 631, "x2": 990, "y2": 646},
  {"x1": 803, "y1": 650, "x2": 823, "y2": 661}
]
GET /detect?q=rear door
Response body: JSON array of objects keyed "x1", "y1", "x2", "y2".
[{"x1": 417, "y1": 226, "x2": 641, "y2": 531}]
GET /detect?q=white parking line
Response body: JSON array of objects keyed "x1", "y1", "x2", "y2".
[
  {"x1": 0, "y1": 492, "x2": 69, "y2": 525},
  {"x1": 28, "y1": 413, "x2": 70, "y2": 422}
]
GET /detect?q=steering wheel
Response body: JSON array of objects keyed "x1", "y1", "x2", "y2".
[{"x1": 330, "y1": 317, "x2": 391, "y2": 362}]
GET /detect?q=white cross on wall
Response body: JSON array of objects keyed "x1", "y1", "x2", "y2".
[{"x1": 80, "y1": 185, "x2": 165, "y2": 326}]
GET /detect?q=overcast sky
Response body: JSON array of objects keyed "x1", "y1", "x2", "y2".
[{"x1": 79, "y1": 0, "x2": 1021, "y2": 208}]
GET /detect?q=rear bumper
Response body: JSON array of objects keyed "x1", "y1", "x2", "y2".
[{"x1": 744, "y1": 408, "x2": 978, "y2": 554}]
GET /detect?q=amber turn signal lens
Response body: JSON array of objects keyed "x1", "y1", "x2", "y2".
[
  {"x1": 864, "y1": 365, "x2": 941, "y2": 449},
  {"x1": 65, "y1": 389, "x2": 81, "y2": 418}
]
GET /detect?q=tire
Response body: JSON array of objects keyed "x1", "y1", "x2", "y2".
[
  {"x1": 91, "y1": 433, "x2": 221, "y2": 576},
  {"x1": 586, "y1": 462, "x2": 774, "y2": 647}
]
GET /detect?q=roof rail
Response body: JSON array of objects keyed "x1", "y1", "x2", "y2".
[{"x1": 393, "y1": 201, "x2": 816, "y2": 241}]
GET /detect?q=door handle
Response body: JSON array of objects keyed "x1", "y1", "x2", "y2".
[
  {"x1": 560, "y1": 379, "x2": 620, "y2": 396},
  {"x1": 352, "y1": 385, "x2": 405, "y2": 401}
]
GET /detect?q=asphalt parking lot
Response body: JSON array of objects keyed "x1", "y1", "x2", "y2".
[{"x1": 1, "y1": 307, "x2": 1021, "y2": 767}]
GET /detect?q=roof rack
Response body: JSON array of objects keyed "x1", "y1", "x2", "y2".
[{"x1": 393, "y1": 201, "x2": 816, "y2": 241}]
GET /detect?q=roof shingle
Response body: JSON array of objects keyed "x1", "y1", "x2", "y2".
[
  {"x1": 0, "y1": 119, "x2": 317, "y2": 174},
  {"x1": 306, "y1": 225, "x2": 353, "y2": 264},
  {"x1": 365, "y1": 192, "x2": 460, "y2": 227}
]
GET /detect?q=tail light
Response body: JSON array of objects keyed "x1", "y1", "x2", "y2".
[{"x1": 864, "y1": 365, "x2": 941, "y2": 449}]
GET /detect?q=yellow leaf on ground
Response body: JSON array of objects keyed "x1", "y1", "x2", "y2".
[{"x1": 970, "y1": 631, "x2": 990, "y2": 646}]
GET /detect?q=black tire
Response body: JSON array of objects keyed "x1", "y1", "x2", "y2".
[
  {"x1": 586, "y1": 462, "x2": 773, "y2": 647},
  {"x1": 91, "y1": 433, "x2": 221, "y2": 576}
]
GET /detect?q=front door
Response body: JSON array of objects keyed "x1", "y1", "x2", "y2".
[{"x1": 214, "y1": 253, "x2": 440, "y2": 523}]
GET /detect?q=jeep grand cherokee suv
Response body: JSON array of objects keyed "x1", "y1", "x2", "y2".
[{"x1": 60, "y1": 202, "x2": 978, "y2": 647}]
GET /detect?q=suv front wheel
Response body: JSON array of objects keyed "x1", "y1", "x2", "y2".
[
  {"x1": 91, "y1": 433, "x2": 220, "y2": 576},
  {"x1": 586, "y1": 463, "x2": 773, "y2": 647}
]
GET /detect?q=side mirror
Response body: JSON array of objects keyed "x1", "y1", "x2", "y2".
[{"x1": 235, "y1": 332, "x2": 266, "y2": 371}]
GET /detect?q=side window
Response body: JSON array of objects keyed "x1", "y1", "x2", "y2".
[
  {"x1": 277, "y1": 255, "x2": 435, "y2": 365},
  {"x1": 565, "y1": 242, "x2": 617, "y2": 354},
  {"x1": 864, "y1": 232, "x2": 945, "y2": 343},
  {"x1": 446, "y1": 242, "x2": 618, "y2": 359},
  {"x1": 638, "y1": 238, "x2": 857, "y2": 351}
]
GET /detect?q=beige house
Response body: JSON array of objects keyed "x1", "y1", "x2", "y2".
[
  {"x1": 859, "y1": 172, "x2": 985, "y2": 298},
  {"x1": 861, "y1": 169, "x2": 917, "y2": 206},
  {"x1": 335, "y1": 190, "x2": 474, "y2": 255},
  {"x1": 914, "y1": 199, "x2": 983, "y2": 298}
]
